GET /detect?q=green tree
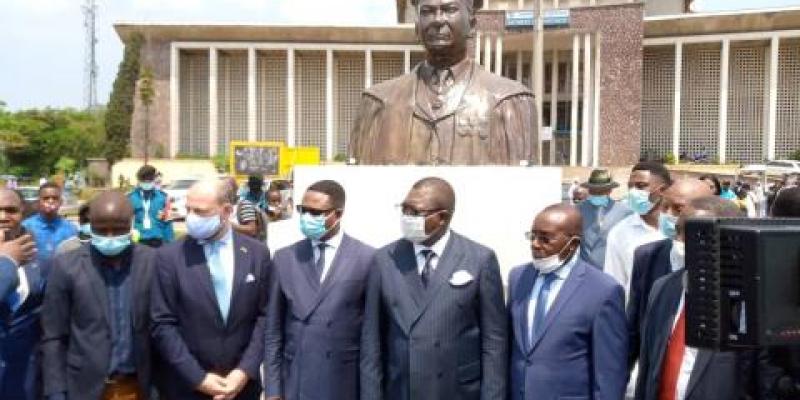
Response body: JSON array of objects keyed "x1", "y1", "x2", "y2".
[
  {"x1": 104, "y1": 33, "x2": 143, "y2": 164},
  {"x1": 139, "y1": 65, "x2": 155, "y2": 163}
]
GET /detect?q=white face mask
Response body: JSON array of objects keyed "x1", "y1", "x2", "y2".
[
  {"x1": 401, "y1": 214, "x2": 431, "y2": 244},
  {"x1": 669, "y1": 240, "x2": 685, "y2": 272},
  {"x1": 532, "y1": 237, "x2": 577, "y2": 274}
]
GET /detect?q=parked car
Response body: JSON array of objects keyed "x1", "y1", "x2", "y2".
[
  {"x1": 741, "y1": 160, "x2": 800, "y2": 177},
  {"x1": 163, "y1": 178, "x2": 200, "y2": 220}
]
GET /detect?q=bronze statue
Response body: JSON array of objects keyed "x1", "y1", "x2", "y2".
[{"x1": 349, "y1": 0, "x2": 538, "y2": 165}]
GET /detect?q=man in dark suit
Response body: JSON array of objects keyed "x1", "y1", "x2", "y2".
[
  {"x1": 509, "y1": 204, "x2": 628, "y2": 400},
  {"x1": 0, "y1": 188, "x2": 50, "y2": 400},
  {"x1": 42, "y1": 191, "x2": 157, "y2": 400},
  {"x1": 576, "y1": 169, "x2": 632, "y2": 270},
  {"x1": 627, "y1": 179, "x2": 713, "y2": 369},
  {"x1": 151, "y1": 180, "x2": 271, "y2": 399},
  {"x1": 360, "y1": 177, "x2": 508, "y2": 400},
  {"x1": 265, "y1": 180, "x2": 375, "y2": 400},
  {"x1": 635, "y1": 195, "x2": 763, "y2": 400}
]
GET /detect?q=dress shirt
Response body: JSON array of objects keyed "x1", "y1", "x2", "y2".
[
  {"x1": 672, "y1": 294, "x2": 698, "y2": 400},
  {"x1": 669, "y1": 242, "x2": 684, "y2": 273},
  {"x1": 97, "y1": 250, "x2": 135, "y2": 375},
  {"x1": 202, "y1": 227, "x2": 235, "y2": 313},
  {"x1": 8, "y1": 264, "x2": 29, "y2": 312},
  {"x1": 412, "y1": 229, "x2": 451, "y2": 275},
  {"x1": 312, "y1": 229, "x2": 343, "y2": 283},
  {"x1": 22, "y1": 213, "x2": 77, "y2": 263},
  {"x1": 526, "y1": 249, "x2": 580, "y2": 339},
  {"x1": 603, "y1": 213, "x2": 664, "y2": 300}
]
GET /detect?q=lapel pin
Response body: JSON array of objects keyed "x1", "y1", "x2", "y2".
[{"x1": 240, "y1": 246, "x2": 248, "y2": 253}]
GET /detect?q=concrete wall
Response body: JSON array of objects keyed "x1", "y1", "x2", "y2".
[
  {"x1": 131, "y1": 38, "x2": 172, "y2": 158},
  {"x1": 644, "y1": 0, "x2": 685, "y2": 16}
]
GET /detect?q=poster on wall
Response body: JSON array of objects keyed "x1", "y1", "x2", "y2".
[{"x1": 231, "y1": 141, "x2": 282, "y2": 178}]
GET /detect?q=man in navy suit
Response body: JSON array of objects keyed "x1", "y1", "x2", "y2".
[
  {"x1": 360, "y1": 177, "x2": 508, "y2": 400},
  {"x1": 0, "y1": 188, "x2": 50, "y2": 399},
  {"x1": 151, "y1": 180, "x2": 271, "y2": 399},
  {"x1": 509, "y1": 204, "x2": 628, "y2": 400},
  {"x1": 265, "y1": 180, "x2": 375, "y2": 400}
]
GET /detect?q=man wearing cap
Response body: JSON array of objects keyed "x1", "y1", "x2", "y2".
[
  {"x1": 349, "y1": 0, "x2": 537, "y2": 166},
  {"x1": 576, "y1": 169, "x2": 632, "y2": 270}
]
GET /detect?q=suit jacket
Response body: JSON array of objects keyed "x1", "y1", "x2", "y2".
[
  {"x1": 265, "y1": 234, "x2": 375, "y2": 400},
  {"x1": 349, "y1": 59, "x2": 536, "y2": 165},
  {"x1": 151, "y1": 231, "x2": 271, "y2": 400},
  {"x1": 0, "y1": 256, "x2": 19, "y2": 301},
  {"x1": 0, "y1": 257, "x2": 50, "y2": 399},
  {"x1": 627, "y1": 238, "x2": 673, "y2": 369},
  {"x1": 635, "y1": 270, "x2": 763, "y2": 400},
  {"x1": 360, "y1": 231, "x2": 508, "y2": 400},
  {"x1": 508, "y1": 259, "x2": 628, "y2": 400},
  {"x1": 41, "y1": 244, "x2": 156, "y2": 400},
  {"x1": 577, "y1": 200, "x2": 632, "y2": 270}
]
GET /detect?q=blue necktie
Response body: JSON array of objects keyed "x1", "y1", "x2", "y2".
[
  {"x1": 530, "y1": 273, "x2": 557, "y2": 347},
  {"x1": 207, "y1": 242, "x2": 231, "y2": 322}
]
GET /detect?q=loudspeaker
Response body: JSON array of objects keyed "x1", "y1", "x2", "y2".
[{"x1": 685, "y1": 217, "x2": 800, "y2": 350}]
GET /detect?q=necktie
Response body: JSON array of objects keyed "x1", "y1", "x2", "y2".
[
  {"x1": 207, "y1": 242, "x2": 231, "y2": 322},
  {"x1": 530, "y1": 273, "x2": 557, "y2": 347},
  {"x1": 432, "y1": 68, "x2": 452, "y2": 94},
  {"x1": 658, "y1": 306, "x2": 687, "y2": 400},
  {"x1": 420, "y1": 249, "x2": 435, "y2": 288},
  {"x1": 315, "y1": 243, "x2": 326, "y2": 282}
]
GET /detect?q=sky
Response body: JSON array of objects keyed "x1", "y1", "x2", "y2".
[{"x1": 1, "y1": 0, "x2": 799, "y2": 111}]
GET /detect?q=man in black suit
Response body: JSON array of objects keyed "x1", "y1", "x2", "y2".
[
  {"x1": 635, "y1": 195, "x2": 764, "y2": 400},
  {"x1": 42, "y1": 191, "x2": 157, "y2": 400},
  {"x1": 360, "y1": 177, "x2": 508, "y2": 400},
  {"x1": 265, "y1": 180, "x2": 375, "y2": 400},
  {"x1": 151, "y1": 180, "x2": 271, "y2": 399},
  {"x1": 627, "y1": 179, "x2": 713, "y2": 368}
]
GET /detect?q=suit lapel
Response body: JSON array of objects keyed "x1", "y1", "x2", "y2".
[
  {"x1": 652, "y1": 273, "x2": 685, "y2": 381},
  {"x1": 512, "y1": 265, "x2": 537, "y2": 354},
  {"x1": 393, "y1": 240, "x2": 425, "y2": 311},
  {"x1": 185, "y1": 238, "x2": 223, "y2": 324},
  {"x1": 130, "y1": 246, "x2": 146, "y2": 329},
  {"x1": 411, "y1": 233, "x2": 464, "y2": 328},
  {"x1": 685, "y1": 350, "x2": 713, "y2": 398},
  {"x1": 84, "y1": 249, "x2": 110, "y2": 326},
  {"x1": 228, "y1": 233, "x2": 250, "y2": 324},
  {"x1": 528, "y1": 260, "x2": 587, "y2": 355},
  {"x1": 303, "y1": 235, "x2": 353, "y2": 317}
]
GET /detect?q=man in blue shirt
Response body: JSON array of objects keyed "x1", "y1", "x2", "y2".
[
  {"x1": 22, "y1": 182, "x2": 77, "y2": 264},
  {"x1": 128, "y1": 165, "x2": 173, "y2": 248}
]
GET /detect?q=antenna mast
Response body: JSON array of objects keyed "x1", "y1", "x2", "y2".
[{"x1": 82, "y1": 0, "x2": 99, "y2": 110}]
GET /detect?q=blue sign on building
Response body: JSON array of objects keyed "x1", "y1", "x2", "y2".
[{"x1": 505, "y1": 9, "x2": 570, "y2": 29}]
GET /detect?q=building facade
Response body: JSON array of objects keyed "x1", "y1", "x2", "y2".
[{"x1": 117, "y1": 0, "x2": 800, "y2": 166}]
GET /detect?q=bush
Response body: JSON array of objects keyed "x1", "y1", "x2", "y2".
[
  {"x1": 664, "y1": 152, "x2": 678, "y2": 165},
  {"x1": 790, "y1": 149, "x2": 800, "y2": 161}
]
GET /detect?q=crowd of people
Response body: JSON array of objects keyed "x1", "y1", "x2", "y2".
[{"x1": 0, "y1": 162, "x2": 798, "y2": 400}]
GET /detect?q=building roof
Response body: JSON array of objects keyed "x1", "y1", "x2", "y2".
[{"x1": 645, "y1": 6, "x2": 800, "y2": 38}]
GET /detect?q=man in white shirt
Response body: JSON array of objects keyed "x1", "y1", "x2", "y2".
[{"x1": 604, "y1": 161, "x2": 672, "y2": 299}]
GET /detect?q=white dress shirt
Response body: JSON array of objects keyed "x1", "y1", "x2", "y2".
[
  {"x1": 526, "y1": 250, "x2": 580, "y2": 340},
  {"x1": 10, "y1": 265, "x2": 29, "y2": 312},
  {"x1": 312, "y1": 229, "x2": 344, "y2": 283},
  {"x1": 604, "y1": 213, "x2": 665, "y2": 300},
  {"x1": 412, "y1": 229, "x2": 451, "y2": 275},
  {"x1": 672, "y1": 294, "x2": 698, "y2": 400}
]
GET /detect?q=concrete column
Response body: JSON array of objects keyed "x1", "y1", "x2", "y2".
[
  {"x1": 518, "y1": 0, "x2": 524, "y2": 8},
  {"x1": 325, "y1": 49, "x2": 334, "y2": 162},
  {"x1": 365, "y1": 49, "x2": 373, "y2": 88},
  {"x1": 170, "y1": 44, "x2": 180, "y2": 157},
  {"x1": 581, "y1": 33, "x2": 592, "y2": 167},
  {"x1": 475, "y1": 31, "x2": 482, "y2": 65},
  {"x1": 570, "y1": 34, "x2": 580, "y2": 166},
  {"x1": 247, "y1": 47, "x2": 257, "y2": 142},
  {"x1": 673, "y1": 41, "x2": 682, "y2": 162},
  {"x1": 287, "y1": 47, "x2": 296, "y2": 147},
  {"x1": 209, "y1": 47, "x2": 218, "y2": 157},
  {"x1": 533, "y1": 5, "x2": 544, "y2": 164},
  {"x1": 495, "y1": 34, "x2": 504, "y2": 76},
  {"x1": 404, "y1": 49, "x2": 411, "y2": 74},
  {"x1": 516, "y1": 51, "x2": 523, "y2": 82},
  {"x1": 592, "y1": 33, "x2": 601, "y2": 167},
  {"x1": 718, "y1": 39, "x2": 730, "y2": 164},
  {"x1": 483, "y1": 34, "x2": 493, "y2": 72},
  {"x1": 550, "y1": 50, "x2": 559, "y2": 165},
  {"x1": 766, "y1": 36, "x2": 779, "y2": 161}
]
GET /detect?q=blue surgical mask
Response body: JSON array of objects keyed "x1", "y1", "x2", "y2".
[
  {"x1": 79, "y1": 223, "x2": 92, "y2": 237},
  {"x1": 659, "y1": 213, "x2": 678, "y2": 239},
  {"x1": 587, "y1": 195, "x2": 610, "y2": 207},
  {"x1": 139, "y1": 182, "x2": 155, "y2": 191},
  {"x1": 299, "y1": 212, "x2": 330, "y2": 241},
  {"x1": 91, "y1": 233, "x2": 132, "y2": 257},
  {"x1": 627, "y1": 188, "x2": 655, "y2": 215},
  {"x1": 186, "y1": 212, "x2": 222, "y2": 241}
]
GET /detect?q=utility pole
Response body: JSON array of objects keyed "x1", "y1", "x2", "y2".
[{"x1": 82, "y1": 0, "x2": 99, "y2": 111}]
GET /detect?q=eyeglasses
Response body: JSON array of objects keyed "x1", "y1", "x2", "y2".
[
  {"x1": 296, "y1": 205, "x2": 336, "y2": 217},
  {"x1": 524, "y1": 231, "x2": 569, "y2": 245},
  {"x1": 396, "y1": 204, "x2": 444, "y2": 218}
]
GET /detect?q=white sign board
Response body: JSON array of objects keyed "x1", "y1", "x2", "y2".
[{"x1": 268, "y1": 166, "x2": 563, "y2": 281}]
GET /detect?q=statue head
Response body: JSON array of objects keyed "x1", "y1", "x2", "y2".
[{"x1": 413, "y1": 0, "x2": 483, "y2": 67}]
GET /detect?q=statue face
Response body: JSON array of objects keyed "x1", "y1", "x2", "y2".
[{"x1": 416, "y1": 0, "x2": 474, "y2": 56}]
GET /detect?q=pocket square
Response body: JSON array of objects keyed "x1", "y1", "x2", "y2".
[
  {"x1": 449, "y1": 270, "x2": 474, "y2": 286},
  {"x1": 245, "y1": 273, "x2": 256, "y2": 283}
]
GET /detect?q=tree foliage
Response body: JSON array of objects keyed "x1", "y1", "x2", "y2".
[{"x1": 104, "y1": 33, "x2": 144, "y2": 164}]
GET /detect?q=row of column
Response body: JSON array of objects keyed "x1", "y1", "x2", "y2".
[
  {"x1": 670, "y1": 36, "x2": 781, "y2": 164},
  {"x1": 170, "y1": 46, "x2": 418, "y2": 160}
]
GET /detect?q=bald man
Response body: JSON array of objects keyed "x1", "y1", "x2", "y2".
[
  {"x1": 41, "y1": 191, "x2": 158, "y2": 400},
  {"x1": 626, "y1": 179, "x2": 714, "y2": 372},
  {"x1": 360, "y1": 177, "x2": 508, "y2": 400},
  {"x1": 150, "y1": 180, "x2": 271, "y2": 400},
  {"x1": 508, "y1": 204, "x2": 628, "y2": 400}
]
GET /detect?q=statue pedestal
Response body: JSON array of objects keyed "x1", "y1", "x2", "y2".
[{"x1": 268, "y1": 165, "x2": 562, "y2": 281}]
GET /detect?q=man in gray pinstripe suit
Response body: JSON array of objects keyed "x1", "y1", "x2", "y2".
[{"x1": 360, "y1": 177, "x2": 508, "y2": 400}]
